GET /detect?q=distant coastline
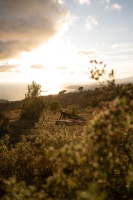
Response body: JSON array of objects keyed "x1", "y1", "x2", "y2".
[{"x1": 0, "y1": 76, "x2": 133, "y2": 102}]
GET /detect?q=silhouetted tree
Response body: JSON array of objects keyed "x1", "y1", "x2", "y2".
[
  {"x1": 59, "y1": 90, "x2": 67, "y2": 95},
  {"x1": 78, "y1": 87, "x2": 83, "y2": 92},
  {"x1": 25, "y1": 81, "x2": 41, "y2": 98},
  {"x1": 21, "y1": 81, "x2": 47, "y2": 119}
]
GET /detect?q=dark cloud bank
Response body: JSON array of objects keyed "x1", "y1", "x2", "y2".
[{"x1": 0, "y1": 0, "x2": 68, "y2": 60}]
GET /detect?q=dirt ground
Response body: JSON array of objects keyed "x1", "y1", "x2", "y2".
[{"x1": 0, "y1": 109, "x2": 93, "y2": 144}]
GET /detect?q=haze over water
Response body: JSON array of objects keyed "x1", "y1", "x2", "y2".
[{"x1": 0, "y1": 82, "x2": 75, "y2": 101}]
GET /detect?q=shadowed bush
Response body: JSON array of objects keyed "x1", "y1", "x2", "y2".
[
  {"x1": 1, "y1": 62, "x2": 133, "y2": 200},
  {"x1": 21, "y1": 96, "x2": 47, "y2": 119}
]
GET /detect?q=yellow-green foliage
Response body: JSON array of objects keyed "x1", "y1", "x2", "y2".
[
  {"x1": 49, "y1": 100, "x2": 61, "y2": 113},
  {"x1": 21, "y1": 81, "x2": 47, "y2": 119},
  {"x1": 0, "y1": 135, "x2": 54, "y2": 187},
  {"x1": 1, "y1": 97, "x2": 133, "y2": 200},
  {"x1": 68, "y1": 105, "x2": 79, "y2": 116},
  {"x1": 21, "y1": 96, "x2": 47, "y2": 119},
  {"x1": 1, "y1": 63, "x2": 133, "y2": 200}
]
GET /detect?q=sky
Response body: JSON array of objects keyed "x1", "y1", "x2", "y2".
[{"x1": 0, "y1": 0, "x2": 133, "y2": 96}]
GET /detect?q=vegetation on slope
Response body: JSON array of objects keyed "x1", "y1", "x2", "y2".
[{"x1": 0, "y1": 61, "x2": 133, "y2": 200}]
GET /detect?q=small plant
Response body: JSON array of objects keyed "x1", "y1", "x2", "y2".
[{"x1": 69, "y1": 105, "x2": 79, "y2": 116}]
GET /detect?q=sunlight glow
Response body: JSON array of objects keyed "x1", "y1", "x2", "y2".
[{"x1": 13, "y1": 36, "x2": 85, "y2": 92}]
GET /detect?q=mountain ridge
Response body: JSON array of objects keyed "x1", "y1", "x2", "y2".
[{"x1": 66, "y1": 76, "x2": 133, "y2": 90}]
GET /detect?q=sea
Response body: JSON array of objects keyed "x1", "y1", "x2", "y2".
[{"x1": 0, "y1": 82, "x2": 76, "y2": 102}]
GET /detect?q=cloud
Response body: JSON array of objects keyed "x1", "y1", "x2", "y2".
[
  {"x1": 74, "y1": 0, "x2": 91, "y2": 5},
  {"x1": 86, "y1": 16, "x2": 98, "y2": 30},
  {"x1": 77, "y1": 50, "x2": 99, "y2": 58},
  {"x1": 109, "y1": 42, "x2": 133, "y2": 55},
  {"x1": 78, "y1": 50, "x2": 97, "y2": 56},
  {"x1": 0, "y1": 0, "x2": 69, "y2": 60},
  {"x1": 77, "y1": 49, "x2": 107, "y2": 60},
  {"x1": 56, "y1": 66, "x2": 68, "y2": 70},
  {"x1": 104, "y1": 5, "x2": 109, "y2": 10},
  {"x1": 107, "y1": 27, "x2": 127, "y2": 32},
  {"x1": 100, "y1": 0, "x2": 109, "y2": 3},
  {"x1": 112, "y1": 43, "x2": 131, "y2": 48},
  {"x1": 0, "y1": 63, "x2": 19, "y2": 72},
  {"x1": 111, "y1": 3, "x2": 121, "y2": 10},
  {"x1": 0, "y1": 40, "x2": 34, "y2": 60},
  {"x1": 58, "y1": 0, "x2": 65, "y2": 4},
  {"x1": 81, "y1": 70, "x2": 89, "y2": 74},
  {"x1": 104, "y1": 3, "x2": 121, "y2": 10},
  {"x1": 66, "y1": 12, "x2": 79, "y2": 26},
  {"x1": 30, "y1": 64, "x2": 44, "y2": 69},
  {"x1": 100, "y1": 0, "x2": 104, "y2": 4},
  {"x1": 70, "y1": 71, "x2": 75, "y2": 74}
]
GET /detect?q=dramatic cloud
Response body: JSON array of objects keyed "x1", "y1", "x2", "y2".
[
  {"x1": 75, "y1": 0, "x2": 91, "y2": 5},
  {"x1": 0, "y1": 40, "x2": 33, "y2": 60},
  {"x1": 30, "y1": 64, "x2": 44, "y2": 69},
  {"x1": 0, "y1": 63, "x2": 19, "y2": 72},
  {"x1": 0, "y1": 0, "x2": 68, "y2": 60},
  {"x1": 86, "y1": 16, "x2": 98, "y2": 30}
]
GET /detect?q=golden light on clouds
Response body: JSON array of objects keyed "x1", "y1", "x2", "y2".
[
  {"x1": 0, "y1": 0, "x2": 133, "y2": 100},
  {"x1": 0, "y1": 0, "x2": 69, "y2": 60}
]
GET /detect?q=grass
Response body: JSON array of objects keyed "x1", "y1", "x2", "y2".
[
  {"x1": 0, "y1": 99, "x2": 133, "y2": 200},
  {"x1": 0, "y1": 108, "x2": 90, "y2": 145}
]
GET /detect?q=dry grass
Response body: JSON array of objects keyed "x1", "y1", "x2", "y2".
[{"x1": 1, "y1": 109, "x2": 93, "y2": 144}]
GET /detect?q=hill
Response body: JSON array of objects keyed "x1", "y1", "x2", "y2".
[
  {"x1": 0, "y1": 99, "x2": 9, "y2": 103},
  {"x1": 65, "y1": 76, "x2": 133, "y2": 91},
  {"x1": 0, "y1": 79, "x2": 133, "y2": 200}
]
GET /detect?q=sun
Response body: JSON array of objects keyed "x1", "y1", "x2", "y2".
[
  {"x1": 11, "y1": 36, "x2": 82, "y2": 92},
  {"x1": 40, "y1": 71, "x2": 61, "y2": 95}
]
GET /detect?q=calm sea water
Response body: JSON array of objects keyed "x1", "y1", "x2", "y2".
[
  {"x1": 0, "y1": 83, "x2": 75, "y2": 101},
  {"x1": 0, "y1": 83, "x2": 27, "y2": 101}
]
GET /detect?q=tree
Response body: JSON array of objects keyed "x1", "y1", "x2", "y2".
[
  {"x1": 21, "y1": 81, "x2": 47, "y2": 119},
  {"x1": 59, "y1": 90, "x2": 67, "y2": 95},
  {"x1": 25, "y1": 81, "x2": 41, "y2": 98},
  {"x1": 78, "y1": 87, "x2": 83, "y2": 92}
]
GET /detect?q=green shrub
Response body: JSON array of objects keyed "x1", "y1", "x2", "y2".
[
  {"x1": 21, "y1": 81, "x2": 47, "y2": 119},
  {"x1": 0, "y1": 135, "x2": 54, "y2": 188},
  {"x1": 1, "y1": 97, "x2": 133, "y2": 200},
  {"x1": 50, "y1": 100, "x2": 61, "y2": 113},
  {"x1": 69, "y1": 105, "x2": 79, "y2": 116},
  {"x1": 1, "y1": 62, "x2": 133, "y2": 200},
  {"x1": 21, "y1": 96, "x2": 47, "y2": 119}
]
